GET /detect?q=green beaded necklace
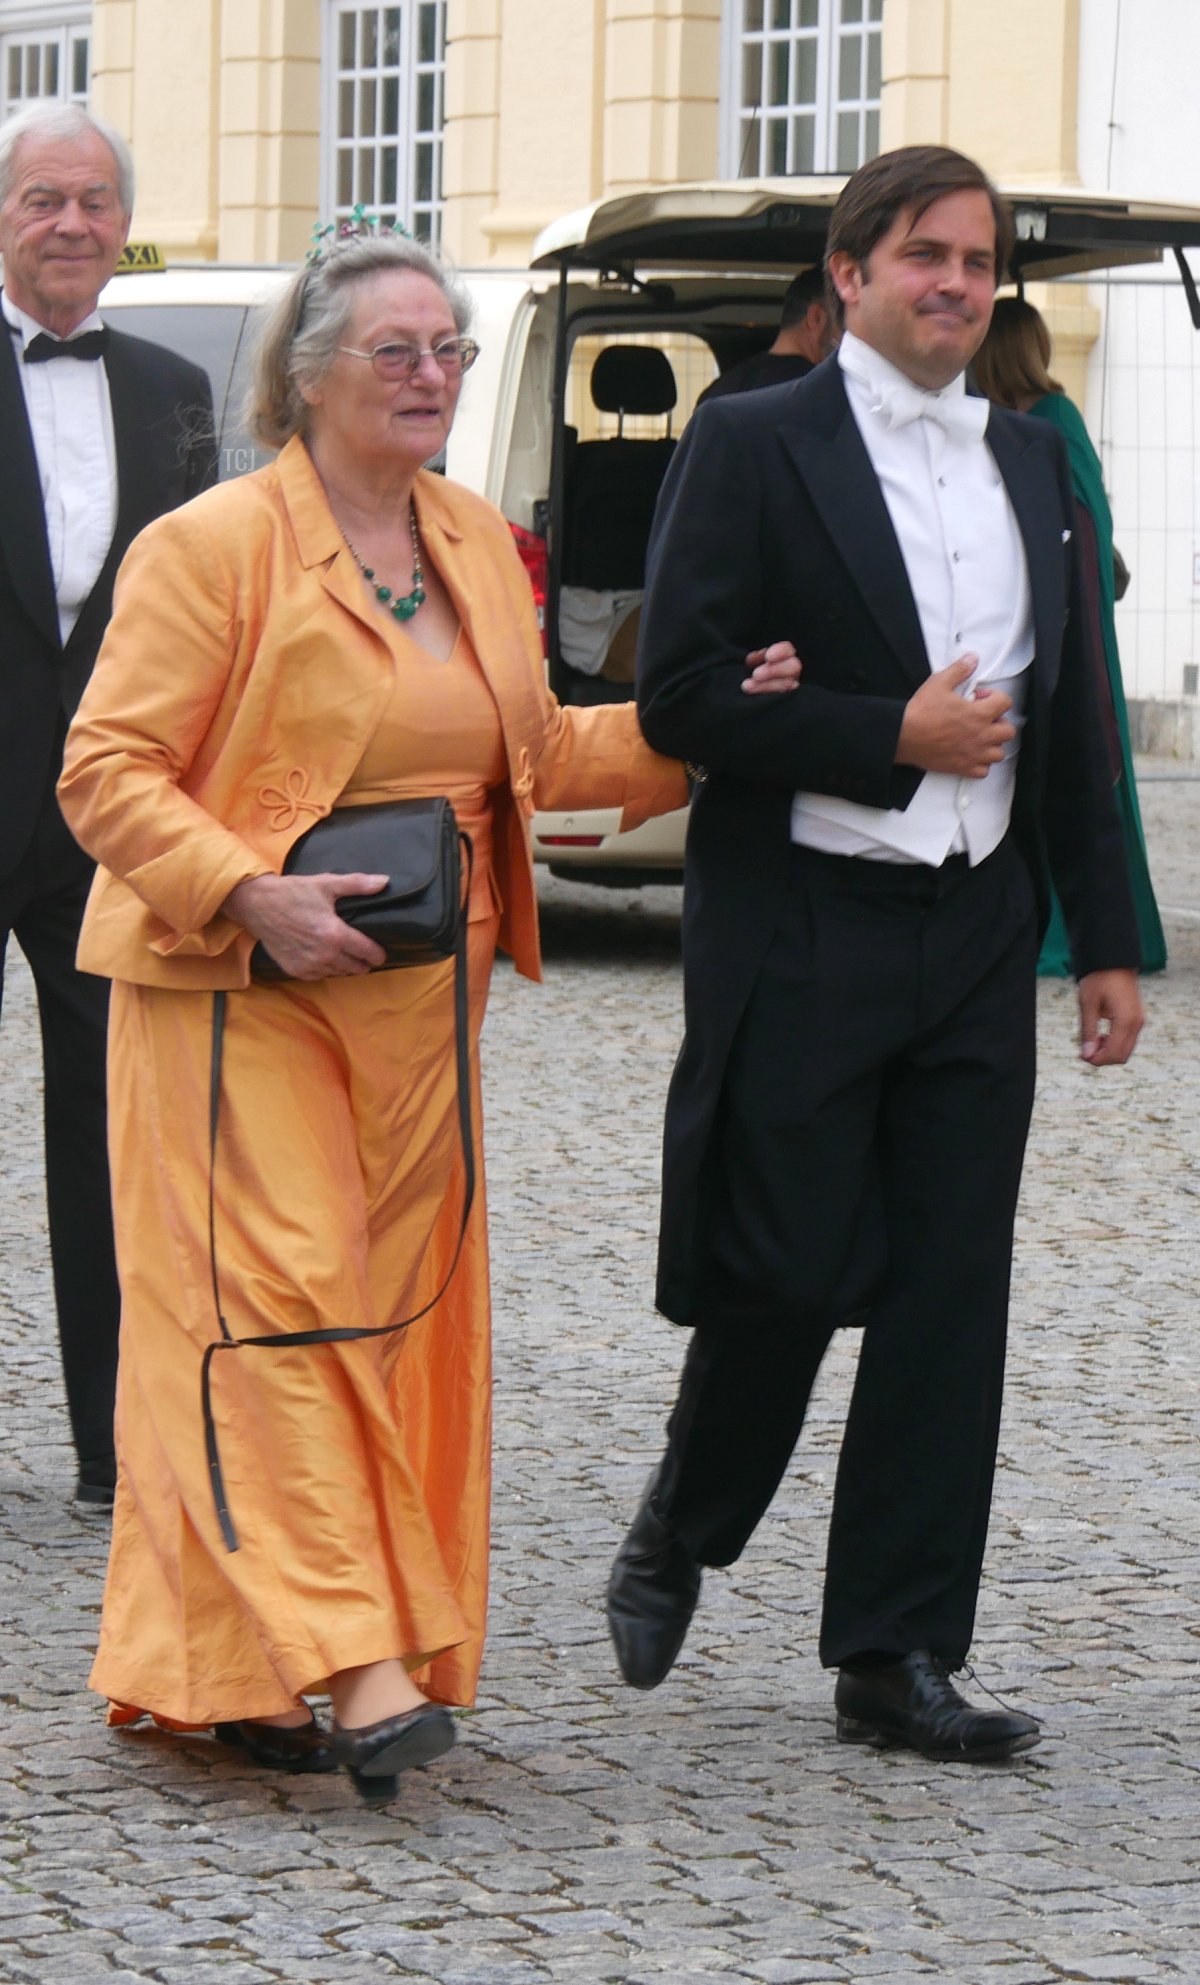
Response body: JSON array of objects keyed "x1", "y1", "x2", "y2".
[{"x1": 341, "y1": 508, "x2": 426, "y2": 623}]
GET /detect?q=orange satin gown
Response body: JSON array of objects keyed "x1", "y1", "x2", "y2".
[{"x1": 95, "y1": 622, "x2": 508, "y2": 1725}]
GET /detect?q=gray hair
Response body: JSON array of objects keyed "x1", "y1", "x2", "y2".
[
  {"x1": 248, "y1": 231, "x2": 474, "y2": 452},
  {"x1": 0, "y1": 100, "x2": 135, "y2": 212}
]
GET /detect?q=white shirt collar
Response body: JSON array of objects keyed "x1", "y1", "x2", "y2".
[
  {"x1": 838, "y1": 329, "x2": 988, "y2": 444},
  {"x1": 2, "y1": 292, "x2": 105, "y2": 349}
]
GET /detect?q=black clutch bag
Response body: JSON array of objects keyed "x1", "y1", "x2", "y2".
[{"x1": 250, "y1": 796, "x2": 465, "y2": 981}]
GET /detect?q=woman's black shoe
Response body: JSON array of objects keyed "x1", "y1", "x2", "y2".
[
  {"x1": 213, "y1": 1711, "x2": 338, "y2": 1773},
  {"x1": 332, "y1": 1702, "x2": 456, "y2": 1802}
]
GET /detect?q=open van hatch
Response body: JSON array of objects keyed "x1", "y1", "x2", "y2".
[{"x1": 532, "y1": 177, "x2": 1200, "y2": 294}]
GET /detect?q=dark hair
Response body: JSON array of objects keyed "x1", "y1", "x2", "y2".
[
  {"x1": 778, "y1": 267, "x2": 827, "y2": 331},
  {"x1": 972, "y1": 296, "x2": 1062, "y2": 408},
  {"x1": 824, "y1": 144, "x2": 1013, "y2": 328}
]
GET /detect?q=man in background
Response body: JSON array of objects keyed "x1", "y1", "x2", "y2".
[
  {"x1": 0, "y1": 101, "x2": 215, "y2": 1508},
  {"x1": 696, "y1": 266, "x2": 833, "y2": 406}
]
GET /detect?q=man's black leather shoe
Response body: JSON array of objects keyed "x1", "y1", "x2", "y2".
[
  {"x1": 74, "y1": 1467, "x2": 116, "y2": 1511},
  {"x1": 835, "y1": 1651, "x2": 1040, "y2": 1762},
  {"x1": 606, "y1": 1474, "x2": 701, "y2": 1690}
]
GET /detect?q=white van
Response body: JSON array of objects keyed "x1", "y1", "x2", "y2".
[{"x1": 99, "y1": 179, "x2": 1200, "y2": 879}]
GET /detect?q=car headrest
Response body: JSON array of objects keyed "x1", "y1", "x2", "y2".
[{"x1": 590, "y1": 345, "x2": 677, "y2": 417}]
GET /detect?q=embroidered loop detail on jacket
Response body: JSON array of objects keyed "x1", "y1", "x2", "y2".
[
  {"x1": 512, "y1": 746, "x2": 536, "y2": 821},
  {"x1": 258, "y1": 768, "x2": 324, "y2": 832}
]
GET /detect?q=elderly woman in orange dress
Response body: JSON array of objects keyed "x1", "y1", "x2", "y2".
[{"x1": 56, "y1": 226, "x2": 750, "y2": 1803}]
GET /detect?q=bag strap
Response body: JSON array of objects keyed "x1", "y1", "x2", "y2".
[{"x1": 202, "y1": 833, "x2": 475, "y2": 1552}]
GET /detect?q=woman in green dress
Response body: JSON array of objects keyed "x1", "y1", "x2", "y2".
[{"x1": 974, "y1": 297, "x2": 1166, "y2": 975}]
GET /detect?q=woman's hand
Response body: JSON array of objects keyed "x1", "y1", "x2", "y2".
[
  {"x1": 223, "y1": 872, "x2": 389, "y2": 980},
  {"x1": 742, "y1": 640, "x2": 802, "y2": 694}
]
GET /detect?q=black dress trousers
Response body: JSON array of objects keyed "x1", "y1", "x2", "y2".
[
  {"x1": 0, "y1": 775, "x2": 120, "y2": 1480},
  {"x1": 656, "y1": 834, "x2": 1040, "y2": 1671}
]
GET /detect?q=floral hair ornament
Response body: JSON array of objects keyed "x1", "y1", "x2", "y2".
[{"x1": 305, "y1": 203, "x2": 414, "y2": 267}]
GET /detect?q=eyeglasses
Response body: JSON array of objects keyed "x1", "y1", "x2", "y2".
[{"x1": 337, "y1": 336, "x2": 480, "y2": 381}]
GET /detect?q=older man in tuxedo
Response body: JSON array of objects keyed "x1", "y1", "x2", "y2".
[
  {"x1": 606, "y1": 145, "x2": 1143, "y2": 1761},
  {"x1": 0, "y1": 101, "x2": 214, "y2": 1507}
]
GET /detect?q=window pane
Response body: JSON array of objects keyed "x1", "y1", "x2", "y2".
[
  {"x1": 44, "y1": 44, "x2": 58, "y2": 94},
  {"x1": 382, "y1": 75, "x2": 399, "y2": 133},
  {"x1": 792, "y1": 113, "x2": 815, "y2": 174},
  {"x1": 361, "y1": 9, "x2": 378, "y2": 67},
  {"x1": 795, "y1": 36, "x2": 817, "y2": 105},
  {"x1": 799, "y1": 0, "x2": 819, "y2": 25},
  {"x1": 7, "y1": 49, "x2": 19, "y2": 96},
  {"x1": 384, "y1": 8, "x2": 401, "y2": 65},
  {"x1": 339, "y1": 9, "x2": 356, "y2": 67},
  {"x1": 771, "y1": 0, "x2": 791, "y2": 29},
  {"x1": 767, "y1": 117, "x2": 787, "y2": 174},
  {"x1": 72, "y1": 36, "x2": 89, "y2": 97},
  {"x1": 839, "y1": 33, "x2": 861, "y2": 100},
  {"x1": 337, "y1": 150, "x2": 353, "y2": 204},
  {"x1": 417, "y1": 71, "x2": 435, "y2": 131},
  {"x1": 415, "y1": 142, "x2": 434, "y2": 203},
  {"x1": 869, "y1": 0, "x2": 883, "y2": 18},
  {"x1": 836, "y1": 109, "x2": 860, "y2": 171},
  {"x1": 768, "y1": 40, "x2": 789, "y2": 106},
  {"x1": 24, "y1": 46, "x2": 40, "y2": 94},
  {"x1": 744, "y1": 0, "x2": 764, "y2": 28},
  {"x1": 742, "y1": 42, "x2": 762, "y2": 110},
  {"x1": 419, "y1": 3, "x2": 439, "y2": 64},
  {"x1": 740, "y1": 115, "x2": 761, "y2": 174},
  {"x1": 381, "y1": 145, "x2": 398, "y2": 204},
  {"x1": 841, "y1": 0, "x2": 864, "y2": 20},
  {"x1": 357, "y1": 148, "x2": 376, "y2": 202},
  {"x1": 359, "y1": 76, "x2": 377, "y2": 134},
  {"x1": 339, "y1": 78, "x2": 355, "y2": 137},
  {"x1": 866, "y1": 29, "x2": 881, "y2": 98},
  {"x1": 864, "y1": 106, "x2": 880, "y2": 158}
]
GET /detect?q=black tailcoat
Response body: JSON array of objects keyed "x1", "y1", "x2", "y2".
[
  {"x1": 0, "y1": 303, "x2": 215, "y2": 1476},
  {"x1": 636, "y1": 356, "x2": 1139, "y2": 1325},
  {"x1": 0, "y1": 313, "x2": 216, "y2": 874}
]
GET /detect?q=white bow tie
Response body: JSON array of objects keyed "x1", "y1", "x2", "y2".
[{"x1": 872, "y1": 376, "x2": 990, "y2": 444}]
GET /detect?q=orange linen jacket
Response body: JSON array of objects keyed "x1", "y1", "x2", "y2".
[{"x1": 59, "y1": 437, "x2": 687, "y2": 991}]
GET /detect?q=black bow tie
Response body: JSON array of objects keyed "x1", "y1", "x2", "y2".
[{"x1": 20, "y1": 327, "x2": 109, "y2": 363}]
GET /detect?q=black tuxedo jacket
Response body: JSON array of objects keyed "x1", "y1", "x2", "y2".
[
  {"x1": 636, "y1": 355, "x2": 1140, "y2": 1323},
  {"x1": 0, "y1": 305, "x2": 216, "y2": 880}
]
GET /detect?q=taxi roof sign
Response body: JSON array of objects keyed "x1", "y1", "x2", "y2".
[{"x1": 115, "y1": 243, "x2": 165, "y2": 274}]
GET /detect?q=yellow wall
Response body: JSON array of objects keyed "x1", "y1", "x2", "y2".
[
  {"x1": 442, "y1": 0, "x2": 722, "y2": 267},
  {"x1": 92, "y1": 0, "x2": 221, "y2": 257},
  {"x1": 881, "y1": 0, "x2": 1081, "y2": 184},
  {"x1": 88, "y1": 0, "x2": 1089, "y2": 303},
  {"x1": 92, "y1": 0, "x2": 319, "y2": 263}
]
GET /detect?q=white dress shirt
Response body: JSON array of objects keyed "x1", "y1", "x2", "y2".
[
  {"x1": 791, "y1": 329, "x2": 1035, "y2": 866},
  {"x1": 3, "y1": 294, "x2": 117, "y2": 645}
]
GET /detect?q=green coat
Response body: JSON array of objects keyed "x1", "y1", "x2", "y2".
[{"x1": 1028, "y1": 390, "x2": 1166, "y2": 975}]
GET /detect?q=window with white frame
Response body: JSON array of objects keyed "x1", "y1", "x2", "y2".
[
  {"x1": 722, "y1": 0, "x2": 883, "y2": 180},
  {"x1": 324, "y1": 2, "x2": 446, "y2": 246},
  {"x1": 1, "y1": 4, "x2": 91, "y2": 119}
]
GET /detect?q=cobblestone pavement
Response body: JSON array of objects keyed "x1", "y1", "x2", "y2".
[{"x1": 2, "y1": 774, "x2": 1199, "y2": 1984}]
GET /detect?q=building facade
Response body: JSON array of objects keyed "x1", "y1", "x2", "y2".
[
  {"x1": 3, "y1": 0, "x2": 1199, "y2": 728},
  {"x1": 0, "y1": 0, "x2": 1085, "y2": 267}
]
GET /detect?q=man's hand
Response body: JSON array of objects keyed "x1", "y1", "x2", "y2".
[
  {"x1": 896, "y1": 654, "x2": 1016, "y2": 777},
  {"x1": 223, "y1": 871, "x2": 388, "y2": 980},
  {"x1": 743, "y1": 640, "x2": 802, "y2": 695},
  {"x1": 1078, "y1": 968, "x2": 1143, "y2": 1067}
]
